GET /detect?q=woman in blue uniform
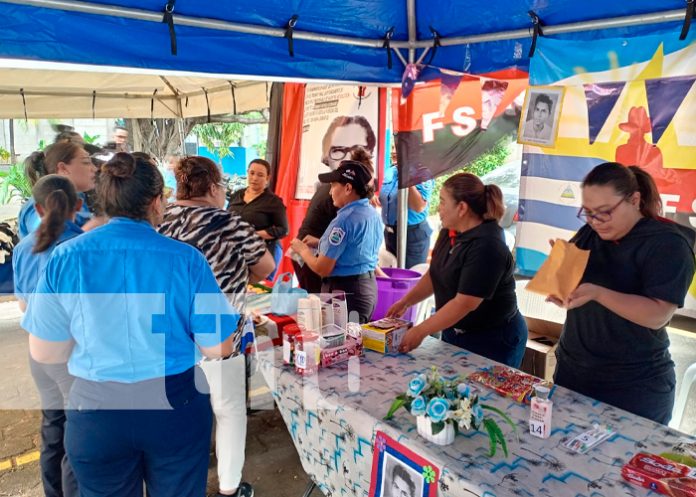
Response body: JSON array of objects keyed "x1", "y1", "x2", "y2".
[
  {"x1": 290, "y1": 159, "x2": 383, "y2": 323},
  {"x1": 13, "y1": 175, "x2": 83, "y2": 497},
  {"x1": 551, "y1": 163, "x2": 695, "y2": 424},
  {"x1": 22, "y1": 152, "x2": 238, "y2": 497},
  {"x1": 379, "y1": 148, "x2": 434, "y2": 269},
  {"x1": 19, "y1": 142, "x2": 95, "y2": 238},
  {"x1": 387, "y1": 173, "x2": 527, "y2": 367}
]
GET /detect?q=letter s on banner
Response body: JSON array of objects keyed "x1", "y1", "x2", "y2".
[{"x1": 451, "y1": 106, "x2": 477, "y2": 137}]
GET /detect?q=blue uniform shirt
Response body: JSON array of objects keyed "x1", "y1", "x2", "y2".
[
  {"x1": 13, "y1": 220, "x2": 83, "y2": 301},
  {"x1": 319, "y1": 198, "x2": 383, "y2": 277},
  {"x1": 18, "y1": 193, "x2": 92, "y2": 239},
  {"x1": 379, "y1": 165, "x2": 434, "y2": 226},
  {"x1": 21, "y1": 217, "x2": 238, "y2": 383}
]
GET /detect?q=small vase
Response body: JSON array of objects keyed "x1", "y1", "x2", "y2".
[{"x1": 416, "y1": 415, "x2": 455, "y2": 445}]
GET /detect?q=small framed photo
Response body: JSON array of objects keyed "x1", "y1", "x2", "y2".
[
  {"x1": 369, "y1": 431, "x2": 439, "y2": 497},
  {"x1": 517, "y1": 85, "x2": 565, "y2": 147}
]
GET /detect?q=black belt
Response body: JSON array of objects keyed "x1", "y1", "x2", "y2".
[
  {"x1": 322, "y1": 270, "x2": 375, "y2": 283},
  {"x1": 385, "y1": 220, "x2": 428, "y2": 233}
]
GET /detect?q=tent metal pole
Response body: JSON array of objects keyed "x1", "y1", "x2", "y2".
[
  {"x1": 1, "y1": 0, "x2": 685, "y2": 52},
  {"x1": 396, "y1": 0, "x2": 417, "y2": 268},
  {"x1": 2, "y1": 0, "x2": 389, "y2": 48}
]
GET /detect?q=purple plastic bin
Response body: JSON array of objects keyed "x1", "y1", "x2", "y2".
[{"x1": 371, "y1": 267, "x2": 422, "y2": 323}]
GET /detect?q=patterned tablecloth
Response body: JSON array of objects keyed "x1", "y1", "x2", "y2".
[{"x1": 257, "y1": 336, "x2": 695, "y2": 497}]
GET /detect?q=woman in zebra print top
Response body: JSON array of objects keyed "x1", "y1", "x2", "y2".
[{"x1": 158, "y1": 155, "x2": 274, "y2": 497}]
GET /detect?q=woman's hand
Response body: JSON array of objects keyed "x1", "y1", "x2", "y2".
[
  {"x1": 398, "y1": 327, "x2": 427, "y2": 353},
  {"x1": 302, "y1": 235, "x2": 320, "y2": 248},
  {"x1": 256, "y1": 229, "x2": 273, "y2": 240},
  {"x1": 566, "y1": 283, "x2": 602, "y2": 309},
  {"x1": 290, "y1": 238, "x2": 309, "y2": 258},
  {"x1": 386, "y1": 298, "x2": 409, "y2": 318}
]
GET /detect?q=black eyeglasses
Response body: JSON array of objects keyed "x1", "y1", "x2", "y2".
[
  {"x1": 577, "y1": 197, "x2": 627, "y2": 223},
  {"x1": 329, "y1": 145, "x2": 371, "y2": 161}
]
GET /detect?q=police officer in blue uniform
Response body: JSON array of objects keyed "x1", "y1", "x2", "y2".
[
  {"x1": 13, "y1": 175, "x2": 83, "y2": 497},
  {"x1": 379, "y1": 155, "x2": 434, "y2": 269},
  {"x1": 291, "y1": 160, "x2": 383, "y2": 323},
  {"x1": 22, "y1": 153, "x2": 238, "y2": 497},
  {"x1": 19, "y1": 142, "x2": 95, "y2": 238}
]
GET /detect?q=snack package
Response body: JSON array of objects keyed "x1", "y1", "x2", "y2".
[
  {"x1": 468, "y1": 365, "x2": 549, "y2": 404},
  {"x1": 320, "y1": 334, "x2": 364, "y2": 368},
  {"x1": 621, "y1": 452, "x2": 696, "y2": 496}
]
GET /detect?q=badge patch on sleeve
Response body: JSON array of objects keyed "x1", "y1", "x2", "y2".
[{"x1": 328, "y1": 227, "x2": 345, "y2": 246}]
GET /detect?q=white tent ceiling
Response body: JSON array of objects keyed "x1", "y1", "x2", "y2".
[{"x1": 0, "y1": 60, "x2": 270, "y2": 119}]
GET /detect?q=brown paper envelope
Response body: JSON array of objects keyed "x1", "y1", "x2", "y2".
[{"x1": 526, "y1": 239, "x2": 590, "y2": 301}]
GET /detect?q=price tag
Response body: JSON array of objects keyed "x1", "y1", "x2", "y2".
[{"x1": 529, "y1": 419, "x2": 546, "y2": 438}]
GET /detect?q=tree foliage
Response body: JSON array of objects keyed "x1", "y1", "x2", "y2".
[{"x1": 428, "y1": 139, "x2": 513, "y2": 215}]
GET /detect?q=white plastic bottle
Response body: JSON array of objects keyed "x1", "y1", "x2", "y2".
[{"x1": 529, "y1": 384, "x2": 552, "y2": 439}]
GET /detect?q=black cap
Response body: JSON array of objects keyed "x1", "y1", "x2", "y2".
[{"x1": 318, "y1": 160, "x2": 372, "y2": 195}]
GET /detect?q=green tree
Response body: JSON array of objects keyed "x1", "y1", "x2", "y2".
[
  {"x1": 192, "y1": 122, "x2": 245, "y2": 160},
  {"x1": 0, "y1": 162, "x2": 32, "y2": 204},
  {"x1": 429, "y1": 139, "x2": 513, "y2": 215}
]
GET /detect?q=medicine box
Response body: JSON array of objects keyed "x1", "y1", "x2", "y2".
[{"x1": 361, "y1": 318, "x2": 412, "y2": 354}]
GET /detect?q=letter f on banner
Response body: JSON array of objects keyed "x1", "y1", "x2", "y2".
[{"x1": 422, "y1": 112, "x2": 444, "y2": 143}]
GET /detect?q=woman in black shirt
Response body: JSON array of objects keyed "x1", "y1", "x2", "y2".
[
  {"x1": 387, "y1": 173, "x2": 527, "y2": 367},
  {"x1": 228, "y1": 159, "x2": 289, "y2": 256},
  {"x1": 550, "y1": 163, "x2": 695, "y2": 424}
]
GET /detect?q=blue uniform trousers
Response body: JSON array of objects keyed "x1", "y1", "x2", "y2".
[
  {"x1": 29, "y1": 358, "x2": 79, "y2": 497},
  {"x1": 65, "y1": 368, "x2": 213, "y2": 497}
]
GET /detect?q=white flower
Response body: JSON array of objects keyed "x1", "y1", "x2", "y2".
[{"x1": 451, "y1": 398, "x2": 472, "y2": 431}]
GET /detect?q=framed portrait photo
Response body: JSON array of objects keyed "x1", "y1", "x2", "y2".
[
  {"x1": 369, "y1": 431, "x2": 439, "y2": 497},
  {"x1": 517, "y1": 85, "x2": 565, "y2": 147}
]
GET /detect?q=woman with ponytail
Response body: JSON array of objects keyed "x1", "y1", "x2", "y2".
[
  {"x1": 18, "y1": 141, "x2": 96, "y2": 238},
  {"x1": 12, "y1": 175, "x2": 83, "y2": 497},
  {"x1": 21, "y1": 152, "x2": 238, "y2": 497},
  {"x1": 549, "y1": 162, "x2": 695, "y2": 424},
  {"x1": 387, "y1": 172, "x2": 527, "y2": 367}
]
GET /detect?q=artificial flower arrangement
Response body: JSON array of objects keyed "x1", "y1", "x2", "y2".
[{"x1": 385, "y1": 367, "x2": 516, "y2": 456}]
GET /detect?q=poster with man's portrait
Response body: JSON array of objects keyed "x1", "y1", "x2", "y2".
[
  {"x1": 369, "y1": 432, "x2": 438, "y2": 497},
  {"x1": 518, "y1": 86, "x2": 565, "y2": 147},
  {"x1": 296, "y1": 84, "x2": 382, "y2": 200}
]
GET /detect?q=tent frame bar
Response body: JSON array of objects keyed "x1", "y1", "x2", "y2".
[{"x1": 2, "y1": 0, "x2": 686, "y2": 53}]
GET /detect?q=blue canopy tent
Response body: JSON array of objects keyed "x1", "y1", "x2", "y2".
[{"x1": 0, "y1": 0, "x2": 691, "y2": 265}]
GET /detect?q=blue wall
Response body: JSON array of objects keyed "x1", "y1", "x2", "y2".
[{"x1": 198, "y1": 146, "x2": 260, "y2": 176}]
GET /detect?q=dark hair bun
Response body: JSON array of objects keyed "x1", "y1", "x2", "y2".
[{"x1": 102, "y1": 152, "x2": 136, "y2": 179}]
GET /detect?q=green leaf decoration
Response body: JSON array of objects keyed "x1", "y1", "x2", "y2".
[
  {"x1": 430, "y1": 421, "x2": 445, "y2": 435},
  {"x1": 384, "y1": 397, "x2": 406, "y2": 420},
  {"x1": 481, "y1": 404, "x2": 517, "y2": 431},
  {"x1": 422, "y1": 466, "x2": 436, "y2": 484},
  {"x1": 483, "y1": 419, "x2": 498, "y2": 457}
]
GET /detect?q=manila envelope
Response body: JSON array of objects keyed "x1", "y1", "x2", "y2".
[{"x1": 526, "y1": 239, "x2": 590, "y2": 301}]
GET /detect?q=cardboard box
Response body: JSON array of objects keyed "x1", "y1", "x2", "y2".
[
  {"x1": 517, "y1": 281, "x2": 564, "y2": 382},
  {"x1": 361, "y1": 318, "x2": 411, "y2": 353}
]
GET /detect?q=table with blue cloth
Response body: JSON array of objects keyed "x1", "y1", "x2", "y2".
[{"x1": 257, "y1": 336, "x2": 696, "y2": 497}]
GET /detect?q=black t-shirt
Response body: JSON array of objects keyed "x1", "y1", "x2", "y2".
[
  {"x1": 297, "y1": 183, "x2": 338, "y2": 239},
  {"x1": 429, "y1": 221, "x2": 518, "y2": 332},
  {"x1": 558, "y1": 218, "x2": 696, "y2": 384},
  {"x1": 228, "y1": 188, "x2": 288, "y2": 252}
]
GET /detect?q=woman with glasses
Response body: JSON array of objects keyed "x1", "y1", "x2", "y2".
[
  {"x1": 159, "y1": 155, "x2": 274, "y2": 497},
  {"x1": 386, "y1": 173, "x2": 527, "y2": 367},
  {"x1": 228, "y1": 159, "x2": 288, "y2": 273},
  {"x1": 550, "y1": 162, "x2": 695, "y2": 424}
]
